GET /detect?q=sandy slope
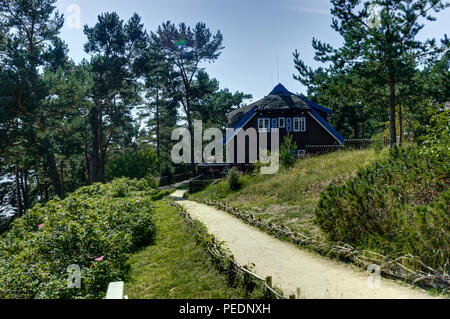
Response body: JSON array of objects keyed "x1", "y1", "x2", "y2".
[{"x1": 170, "y1": 190, "x2": 438, "y2": 299}]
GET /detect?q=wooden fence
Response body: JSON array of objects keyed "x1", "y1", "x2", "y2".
[
  {"x1": 158, "y1": 173, "x2": 190, "y2": 187},
  {"x1": 188, "y1": 173, "x2": 213, "y2": 194},
  {"x1": 201, "y1": 199, "x2": 449, "y2": 290},
  {"x1": 306, "y1": 138, "x2": 390, "y2": 154}
]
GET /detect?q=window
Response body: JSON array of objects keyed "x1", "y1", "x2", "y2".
[
  {"x1": 278, "y1": 117, "x2": 285, "y2": 128},
  {"x1": 257, "y1": 118, "x2": 270, "y2": 132},
  {"x1": 293, "y1": 117, "x2": 306, "y2": 132},
  {"x1": 271, "y1": 118, "x2": 278, "y2": 128}
]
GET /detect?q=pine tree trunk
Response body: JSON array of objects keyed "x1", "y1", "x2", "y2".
[
  {"x1": 185, "y1": 96, "x2": 196, "y2": 178},
  {"x1": 156, "y1": 91, "x2": 161, "y2": 158},
  {"x1": 36, "y1": 173, "x2": 43, "y2": 202},
  {"x1": 15, "y1": 164, "x2": 23, "y2": 216},
  {"x1": 89, "y1": 106, "x2": 102, "y2": 183},
  {"x1": 46, "y1": 152, "x2": 63, "y2": 197},
  {"x1": 19, "y1": 170, "x2": 29, "y2": 211},
  {"x1": 398, "y1": 104, "x2": 403, "y2": 147},
  {"x1": 388, "y1": 74, "x2": 397, "y2": 148},
  {"x1": 60, "y1": 159, "x2": 64, "y2": 194}
]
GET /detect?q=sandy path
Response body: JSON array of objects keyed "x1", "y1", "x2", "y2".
[{"x1": 170, "y1": 190, "x2": 437, "y2": 299}]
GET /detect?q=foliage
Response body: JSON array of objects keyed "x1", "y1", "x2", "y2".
[
  {"x1": 0, "y1": 178, "x2": 160, "y2": 298},
  {"x1": 191, "y1": 71, "x2": 252, "y2": 128},
  {"x1": 190, "y1": 149, "x2": 383, "y2": 237},
  {"x1": 125, "y1": 201, "x2": 249, "y2": 299},
  {"x1": 148, "y1": 21, "x2": 224, "y2": 176},
  {"x1": 226, "y1": 167, "x2": 241, "y2": 191},
  {"x1": 418, "y1": 106, "x2": 450, "y2": 162},
  {"x1": 316, "y1": 146, "x2": 449, "y2": 270},
  {"x1": 293, "y1": 0, "x2": 450, "y2": 145},
  {"x1": 160, "y1": 161, "x2": 175, "y2": 184},
  {"x1": 83, "y1": 12, "x2": 148, "y2": 183},
  {"x1": 279, "y1": 134, "x2": 298, "y2": 168},
  {"x1": 106, "y1": 149, "x2": 159, "y2": 181}
]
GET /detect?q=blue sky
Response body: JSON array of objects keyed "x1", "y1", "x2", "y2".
[{"x1": 56, "y1": 0, "x2": 450, "y2": 102}]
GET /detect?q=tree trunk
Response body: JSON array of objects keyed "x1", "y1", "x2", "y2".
[
  {"x1": 47, "y1": 152, "x2": 63, "y2": 197},
  {"x1": 388, "y1": 74, "x2": 397, "y2": 148},
  {"x1": 398, "y1": 104, "x2": 403, "y2": 147},
  {"x1": 89, "y1": 106, "x2": 102, "y2": 183},
  {"x1": 43, "y1": 162, "x2": 49, "y2": 202},
  {"x1": 60, "y1": 159, "x2": 64, "y2": 194},
  {"x1": 36, "y1": 173, "x2": 43, "y2": 203},
  {"x1": 156, "y1": 91, "x2": 161, "y2": 158},
  {"x1": 19, "y1": 170, "x2": 29, "y2": 211},
  {"x1": 15, "y1": 164, "x2": 23, "y2": 216},
  {"x1": 84, "y1": 115, "x2": 91, "y2": 183},
  {"x1": 353, "y1": 122, "x2": 360, "y2": 139},
  {"x1": 185, "y1": 97, "x2": 196, "y2": 178}
]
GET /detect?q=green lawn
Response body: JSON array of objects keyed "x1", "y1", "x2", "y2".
[
  {"x1": 124, "y1": 200, "x2": 246, "y2": 299},
  {"x1": 190, "y1": 148, "x2": 387, "y2": 238}
]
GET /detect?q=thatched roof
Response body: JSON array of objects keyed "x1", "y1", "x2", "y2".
[{"x1": 227, "y1": 89, "x2": 310, "y2": 127}]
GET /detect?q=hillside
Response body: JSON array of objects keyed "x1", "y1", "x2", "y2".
[{"x1": 190, "y1": 149, "x2": 387, "y2": 239}]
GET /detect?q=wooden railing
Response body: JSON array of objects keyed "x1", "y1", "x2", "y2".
[
  {"x1": 167, "y1": 199, "x2": 289, "y2": 299},
  {"x1": 158, "y1": 173, "x2": 190, "y2": 187}
]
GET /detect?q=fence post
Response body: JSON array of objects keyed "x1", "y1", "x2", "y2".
[{"x1": 266, "y1": 276, "x2": 272, "y2": 287}]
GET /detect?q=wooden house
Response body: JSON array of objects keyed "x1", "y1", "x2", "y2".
[{"x1": 223, "y1": 83, "x2": 344, "y2": 163}]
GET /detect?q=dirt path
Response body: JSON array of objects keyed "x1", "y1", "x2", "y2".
[{"x1": 170, "y1": 190, "x2": 437, "y2": 299}]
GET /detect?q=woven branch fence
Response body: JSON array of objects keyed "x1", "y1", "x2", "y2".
[
  {"x1": 201, "y1": 199, "x2": 449, "y2": 291},
  {"x1": 165, "y1": 199, "x2": 288, "y2": 299}
]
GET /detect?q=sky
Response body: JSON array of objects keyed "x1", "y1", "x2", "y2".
[{"x1": 55, "y1": 0, "x2": 450, "y2": 102}]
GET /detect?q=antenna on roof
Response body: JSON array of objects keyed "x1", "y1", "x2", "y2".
[{"x1": 277, "y1": 49, "x2": 280, "y2": 84}]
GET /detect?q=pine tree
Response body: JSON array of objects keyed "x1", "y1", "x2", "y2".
[
  {"x1": 293, "y1": 0, "x2": 449, "y2": 147},
  {"x1": 83, "y1": 12, "x2": 148, "y2": 183},
  {"x1": 149, "y1": 21, "x2": 224, "y2": 177}
]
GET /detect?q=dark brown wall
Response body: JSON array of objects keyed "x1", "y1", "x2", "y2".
[{"x1": 226, "y1": 110, "x2": 339, "y2": 163}]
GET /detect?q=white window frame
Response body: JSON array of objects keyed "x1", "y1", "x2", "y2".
[
  {"x1": 278, "y1": 117, "x2": 285, "y2": 128},
  {"x1": 257, "y1": 118, "x2": 271, "y2": 133},
  {"x1": 293, "y1": 117, "x2": 306, "y2": 132}
]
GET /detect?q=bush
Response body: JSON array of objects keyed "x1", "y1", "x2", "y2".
[
  {"x1": 106, "y1": 149, "x2": 158, "y2": 181},
  {"x1": 279, "y1": 134, "x2": 298, "y2": 168},
  {"x1": 160, "y1": 162, "x2": 175, "y2": 185},
  {"x1": 227, "y1": 167, "x2": 241, "y2": 191},
  {"x1": 316, "y1": 146, "x2": 449, "y2": 270},
  {"x1": 0, "y1": 178, "x2": 158, "y2": 299}
]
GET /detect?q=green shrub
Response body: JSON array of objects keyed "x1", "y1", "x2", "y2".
[
  {"x1": 227, "y1": 167, "x2": 241, "y2": 191},
  {"x1": 0, "y1": 178, "x2": 157, "y2": 299},
  {"x1": 106, "y1": 149, "x2": 158, "y2": 181},
  {"x1": 279, "y1": 134, "x2": 298, "y2": 168},
  {"x1": 316, "y1": 146, "x2": 449, "y2": 270},
  {"x1": 160, "y1": 162, "x2": 175, "y2": 184},
  {"x1": 371, "y1": 132, "x2": 385, "y2": 153}
]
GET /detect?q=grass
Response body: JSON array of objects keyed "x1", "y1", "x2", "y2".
[
  {"x1": 124, "y1": 200, "x2": 247, "y2": 299},
  {"x1": 190, "y1": 148, "x2": 388, "y2": 239}
]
